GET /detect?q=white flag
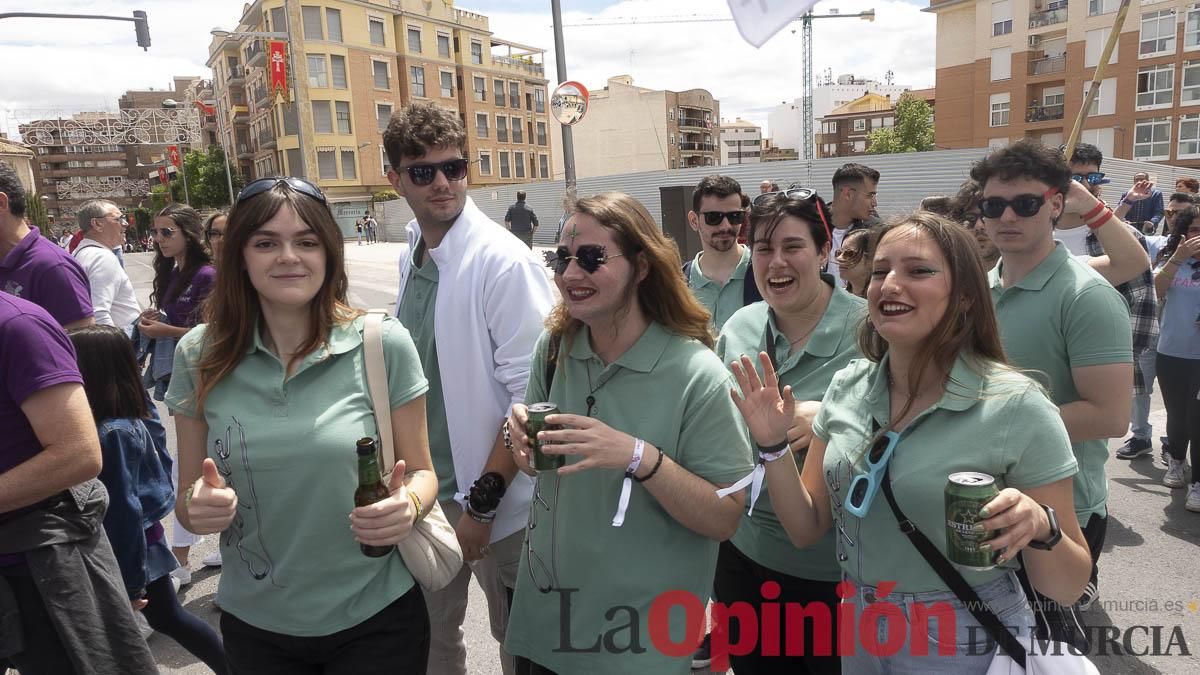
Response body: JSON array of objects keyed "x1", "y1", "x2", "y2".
[{"x1": 727, "y1": 0, "x2": 820, "y2": 48}]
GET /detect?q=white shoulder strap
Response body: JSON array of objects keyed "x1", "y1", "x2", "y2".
[{"x1": 363, "y1": 313, "x2": 395, "y2": 475}]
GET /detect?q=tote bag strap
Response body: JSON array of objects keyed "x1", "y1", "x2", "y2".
[{"x1": 363, "y1": 313, "x2": 395, "y2": 476}]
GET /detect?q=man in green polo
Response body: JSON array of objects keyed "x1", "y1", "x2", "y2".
[{"x1": 685, "y1": 175, "x2": 760, "y2": 331}]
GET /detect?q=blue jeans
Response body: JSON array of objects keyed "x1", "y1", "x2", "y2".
[
  {"x1": 1131, "y1": 348, "x2": 1157, "y2": 440},
  {"x1": 841, "y1": 571, "x2": 1034, "y2": 674}
]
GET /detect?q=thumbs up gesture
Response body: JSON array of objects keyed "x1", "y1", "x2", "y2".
[
  {"x1": 350, "y1": 459, "x2": 417, "y2": 547},
  {"x1": 185, "y1": 458, "x2": 238, "y2": 534}
]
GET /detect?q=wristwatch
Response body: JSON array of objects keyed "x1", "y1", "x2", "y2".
[{"x1": 1026, "y1": 503, "x2": 1061, "y2": 551}]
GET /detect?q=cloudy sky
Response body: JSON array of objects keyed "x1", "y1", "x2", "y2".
[{"x1": 0, "y1": 0, "x2": 935, "y2": 140}]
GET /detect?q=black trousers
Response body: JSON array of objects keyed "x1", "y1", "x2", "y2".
[
  {"x1": 2, "y1": 570, "x2": 78, "y2": 675},
  {"x1": 1157, "y1": 353, "x2": 1200, "y2": 473},
  {"x1": 712, "y1": 540, "x2": 841, "y2": 675},
  {"x1": 220, "y1": 586, "x2": 429, "y2": 675},
  {"x1": 514, "y1": 656, "x2": 558, "y2": 675}
]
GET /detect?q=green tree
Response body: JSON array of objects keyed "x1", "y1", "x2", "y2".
[
  {"x1": 131, "y1": 206, "x2": 153, "y2": 238},
  {"x1": 372, "y1": 189, "x2": 400, "y2": 202},
  {"x1": 149, "y1": 183, "x2": 170, "y2": 213},
  {"x1": 169, "y1": 146, "x2": 244, "y2": 209},
  {"x1": 26, "y1": 192, "x2": 49, "y2": 233},
  {"x1": 866, "y1": 93, "x2": 935, "y2": 155}
]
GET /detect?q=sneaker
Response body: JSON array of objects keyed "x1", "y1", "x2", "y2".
[
  {"x1": 691, "y1": 632, "x2": 712, "y2": 670},
  {"x1": 1076, "y1": 581, "x2": 1099, "y2": 612},
  {"x1": 1187, "y1": 484, "x2": 1200, "y2": 513},
  {"x1": 1115, "y1": 437, "x2": 1153, "y2": 460},
  {"x1": 170, "y1": 565, "x2": 192, "y2": 587},
  {"x1": 201, "y1": 551, "x2": 223, "y2": 567},
  {"x1": 1164, "y1": 458, "x2": 1188, "y2": 489}
]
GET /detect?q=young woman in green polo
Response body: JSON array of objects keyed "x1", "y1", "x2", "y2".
[
  {"x1": 165, "y1": 178, "x2": 438, "y2": 673},
  {"x1": 714, "y1": 189, "x2": 863, "y2": 674},
  {"x1": 735, "y1": 213, "x2": 1092, "y2": 672},
  {"x1": 503, "y1": 191, "x2": 754, "y2": 675}
]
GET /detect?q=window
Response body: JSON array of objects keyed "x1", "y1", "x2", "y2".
[
  {"x1": 992, "y1": 0, "x2": 1013, "y2": 36},
  {"x1": 871, "y1": 117, "x2": 883, "y2": 129},
  {"x1": 1085, "y1": 78, "x2": 1117, "y2": 115},
  {"x1": 440, "y1": 71, "x2": 454, "y2": 98},
  {"x1": 1135, "y1": 117, "x2": 1171, "y2": 159},
  {"x1": 509, "y1": 82, "x2": 520, "y2": 109},
  {"x1": 496, "y1": 116, "x2": 508, "y2": 142},
  {"x1": 494, "y1": 79, "x2": 505, "y2": 106},
  {"x1": 331, "y1": 55, "x2": 347, "y2": 88},
  {"x1": 1181, "y1": 114, "x2": 1200, "y2": 158},
  {"x1": 410, "y1": 66, "x2": 425, "y2": 97},
  {"x1": 373, "y1": 61, "x2": 390, "y2": 90},
  {"x1": 407, "y1": 26, "x2": 421, "y2": 53},
  {"x1": 326, "y1": 8, "x2": 342, "y2": 42},
  {"x1": 852, "y1": 119, "x2": 866, "y2": 131},
  {"x1": 335, "y1": 101, "x2": 351, "y2": 134},
  {"x1": 990, "y1": 92, "x2": 1011, "y2": 127},
  {"x1": 479, "y1": 151, "x2": 492, "y2": 175},
  {"x1": 270, "y1": 6, "x2": 286, "y2": 33},
  {"x1": 374, "y1": 103, "x2": 392, "y2": 133},
  {"x1": 438, "y1": 33, "x2": 451, "y2": 58},
  {"x1": 471, "y1": 41, "x2": 483, "y2": 65},
  {"x1": 883, "y1": 116, "x2": 895, "y2": 127},
  {"x1": 668, "y1": 108, "x2": 675, "y2": 121},
  {"x1": 512, "y1": 117, "x2": 523, "y2": 143},
  {"x1": 282, "y1": 103, "x2": 299, "y2": 135},
  {"x1": 499, "y1": 151, "x2": 511, "y2": 178},
  {"x1": 1080, "y1": 128, "x2": 1115, "y2": 156},
  {"x1": 307, "y1": 55, "x2": 328, "y2": 88},
  {"x1": 473, "y1": 76, "x2": 486, "y2": 102},
  {"x1": 476, "y1": 112, "x2": 489, "y2": 138},
  {"x1": 537, "y1": 121, "x2": 547, "y2": 145},
  {"x1": 515, "y1": 151, "x2": 526, "y2": 178},
  {"x1": 317, "y1": 150, "x2": 337, "y2": 179},
  {"x1": 534, "y1": 88, "x2": 545, "y2": 113},
  {"x1": 287, "y1": 148, "x2": 303, "y2": 177},
  {"x1": 1085, "y1": 28, "x2": 1119, "y2": 67},
  {"x1": 369, "y1": 18, "x2": 386, "y2": 46},
  {"x1": 539, "y1": 154, "x2": 549, "y2": 179},
  {"x1": 1188, "y1": 4, "x2": 1200, "y2": 50},
  {"x1": 1184, "y1": 61, "x2": 1200, "y2": 105},
  {"x1": 1141, "y1": 10, "x2": 1177, "y2": 57},
  {"x1": 380, "y1": 146, "x2": 392, "y2": 175},
  {"x1": 1137, "y1": 65, "x2": 1174, "y2": 109},
  {"x1": 1042, "y1": 86, "x2": 1065, "y2": 108},
  {"x1": 340, "y1": 150, "x2": 356, "y2": 179},
  {"x1": 1089, "y1": 0, "x2": 1118, "y2": 15},
  {"x1": 823, "y1": 121, "x2": 838, "y2": 133},
  {"x1": 302, "y1": 5, "x2": 323, "y2": 40},
  {"x1": 853, "y1": 140, "x2": 867, "y2": 152},
  {"x1": 312, "y1": 100, "x2": 332, "y2": 134},
  {"x1": 991, "y1": 47, "x2": 1012, "y2": 81}
]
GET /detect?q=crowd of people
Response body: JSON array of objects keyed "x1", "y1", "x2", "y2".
[{"x1": 0, "y1": 99, "x2": 1197, "y2": 675}]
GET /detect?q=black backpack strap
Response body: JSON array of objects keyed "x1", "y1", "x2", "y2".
[
  {"x1": 880, "y1": 467, "x2": 1028, "y2": 669},
  {"x1": 743, "y1": 259, "x2": 762, "y2": 305},
  {"x1": 545, "y1": 332, "x2": 562, "y2": 392}
]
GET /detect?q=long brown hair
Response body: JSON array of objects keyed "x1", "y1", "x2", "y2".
[
  {"x1": 151, "y1": 204, "x2": 211, "y2": 310},
  {"x1": 192, "y1": 183, "x2": 361, "y2": 410},
  {"x1": 546, "y1": 192, "x2": 714, "y2": 362},
  {"x1": 858, "y1": 211, "x2": 1007, "y2": 430}
]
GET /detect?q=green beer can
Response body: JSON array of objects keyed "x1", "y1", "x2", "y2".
[
  {"x1": 527, "y1": 403, "x2": 564, "y2": 471},
  {"x1": 945, "y1": 472, "x2": 1000, "y2": 570}
]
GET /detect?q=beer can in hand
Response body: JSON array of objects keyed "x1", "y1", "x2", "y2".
[
  {"x1": 945, "y1": 472, "x2": 1000, "y2": 570},
  {"x1": 526, "y1": 403, "x2": 565, "y2": 471}
]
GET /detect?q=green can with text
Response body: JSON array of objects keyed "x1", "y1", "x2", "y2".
[
  {"x1": 945, "y1": 472, "x2": 1000, "y2": 570},
  {"x1": 526, "y1": 403, "x2": 564, "y2": 471}
]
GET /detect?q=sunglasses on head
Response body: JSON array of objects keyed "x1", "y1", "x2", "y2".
[
  {"x1": 700, "y1": 210, "x2": 746, "y2": 226},
  {"x1": 1071, "y1": 172, "x2": 1106, "y2": 186},
  {"x1": 844, "y1": 431, "x2": 900, "y2": 518},
  {"x1": 237, "y1": 177, "x2": 327, "y2": 205},
  {"x1": 753, "y1": 187, "x2": 833, "y2": 245},
  {"x1": 978, "y1": 188, "x2": 1058, "y2": 219},
  {"x1": 400, "y1": 158, "x2": 469, "y2": 186},
  {"x1": 547, "y1": 244, "x2": 625, "y2": 275}
]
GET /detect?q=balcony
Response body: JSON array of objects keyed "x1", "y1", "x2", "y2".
[
  {"x1": 1029, "y1": 3, "x2": 1068, "y2": 29},
  {"x1": 1025, "y1": 103, "x2": 1065, "y2": 122},
  {"x1": 252, "y1": 84, "x2": 269, "y2": 107},
  {"x1": 228, "y1": 65, "x2": 246, "y2": 86},
  {"x1": 245, "y1": 39, "x2": 265, "y2": 68},
  {"x1": 491, "y1": 54, "x2": 544, "y2": 76},
  {"x1": 680, "y1": 141, "x2": 716, "y2": 152},
  {"x1": 258, "y1": 129, "x2": 276, "y2": 150},
  {"x1": 678, "y1": 116, "x2": 711, "y2": 130},
  {"x1": 231, "y1": 105, "x2": 250, "y2": 124},
  {"x1": 1028, "y1": 54, "x2": 1066, "y2": 76},
  {"x1": 237, "y1": 142, "x2": 254, "y2": 160},
  {"x1": 202, "y1": 114, "x2": 217, "y2": 130}
]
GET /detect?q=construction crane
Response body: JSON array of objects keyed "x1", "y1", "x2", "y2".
[{"x1": 564, "y1": 9, "x2": 876, "y2": 161}]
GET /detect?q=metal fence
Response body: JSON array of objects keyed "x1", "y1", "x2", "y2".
[{"x1": 377, "y1": 147, "x2": 1193, "y2": 245}]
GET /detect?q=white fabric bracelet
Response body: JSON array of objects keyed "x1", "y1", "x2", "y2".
[
  {"x1": 612, "y1": 438, "x2": 646, "y2": 527},
  {"x1": 626, "y1": 438, "x2": 646, "y2": 475},
  {"x1": 715, "y1": 441, "x2": 791, "y2": 516}
]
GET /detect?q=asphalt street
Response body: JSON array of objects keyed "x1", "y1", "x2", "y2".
[{"x1": 111, "y1": 244, "x2": 1200, "y2": 674}]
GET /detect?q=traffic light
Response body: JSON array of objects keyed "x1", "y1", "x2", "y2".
[{"x1": 133, "y1": 11, "x2": 150, "y2": 50}]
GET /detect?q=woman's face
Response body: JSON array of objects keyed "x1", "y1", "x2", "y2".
[
  {"x1": 867, "y1": 226, "x2": 953, "y2": 351},
  {"x1": 243, "y1": 205, "x2": 327, "y2": 311},
  {"x1": 834, "y1": 232, "x2": 870, "y2": 295},
  {"x1": 751, "y1": 215, "x2": 829, "y2": 314},
  {"x1": 554, "y1": 213, "x2": 640, "y2": 328},
  {"x1": 207, "y1": 215, "x2": 227, "y2": 262},
  {"x1": 152, "y1": 216, "x2": 186, "y2": 259}
]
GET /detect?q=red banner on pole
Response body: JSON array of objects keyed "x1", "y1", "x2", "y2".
[
  {"x1": 269, "y1": 41, "x2": 288, "y2": 99},
  {"x1": 157, "y1": 167, "x2": 169, "y2": 185},
  {"x1": 194, "y1": 99, "x2": 216, "y2": 116},
  {"x1": 167, "y1": 145, "x2": 182, "y2": 169}
]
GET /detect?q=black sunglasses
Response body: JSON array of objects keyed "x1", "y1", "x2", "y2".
[
  {"x1": 752, "y1": 187, "x2": 832, "y2": 243},
  {"x1": 237, "y1": 177, "x2": 327, "y2": 205},
  {"x1": 400, "y1": 158, "x2": 469, "y2": 186},
  {"x1": 978, "y1": 188, "x2": 1058, "y2": 219},
  {"x1": 1071, "y1": 172, "x2": 1106, "y2": 186},
  {"x1": 547, "y1": 244, "x2": 625, "y2": 275},
  {"x1": 700, "y1": 210, "x2": 746, "y2": 226}
]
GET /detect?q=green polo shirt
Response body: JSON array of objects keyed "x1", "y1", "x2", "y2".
[
  {"x1": 813, "y1": 354, "x2": 1078, "y2": 593},
  {"x1": 715, "y1": 280, "x2": 864, "y2": 581},
  {"x1": 165, "y1": 315, "x2": 428, "y2": 636},
  {"x1": 505, "y1": 322, "x2": 754, "y2": 675},
  {"x1": 687, "y1": 246, "x2": 751, "y2": 331},
  {"x1": 396, "y1": 254, "x2": 456, "y2": 502},
  {"x1": 989, "y1": 243, "x2": 1132, "y2": 522}
]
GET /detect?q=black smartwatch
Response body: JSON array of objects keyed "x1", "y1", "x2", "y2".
[{"x1": 1025, "y1": 503, "x2": 1061, "y2": 551}]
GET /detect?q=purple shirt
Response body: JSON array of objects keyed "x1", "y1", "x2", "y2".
[
  {"x1": 0, "y1": 228, "x2": 93, "y2": 326},
  {"x1": 162, "y1": 264, "x2": 215, "y2": 328}
]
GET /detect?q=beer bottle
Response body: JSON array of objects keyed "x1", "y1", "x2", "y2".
[{"x1": 354, "y1": 437, "x2": 393, "y2": 558}]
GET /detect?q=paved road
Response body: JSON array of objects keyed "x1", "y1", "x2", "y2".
[{"x1": 116, "y1": 245, "x2": 1199, "y2": 674}]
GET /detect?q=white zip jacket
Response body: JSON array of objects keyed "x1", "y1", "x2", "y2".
[
  {"x1": 73, "y1": 237, "x2": 141, "y2": 334},
  {"x1": 395, "y1": 197, "x2": 554, "y2": 541}
]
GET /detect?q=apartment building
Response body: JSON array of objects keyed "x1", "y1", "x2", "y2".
[
  {"x1": 816, "y1": 89, "x2": 936, "y2": 158},
  {"x1": 768, "y1": 74, "x2": 914, "y2": 157},
  {"x1": 208, "y1": 0, "x2": 553, "y2": 230},
  {"x1": 928, "y1": 0, "x2": 1200, "y2": 167},
  {"x1": 550, "y1": 75, "x2": 720, "y2": 179},
  {"x1": 720, "y1": 118, "x2": 763, "y2": 164}
]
